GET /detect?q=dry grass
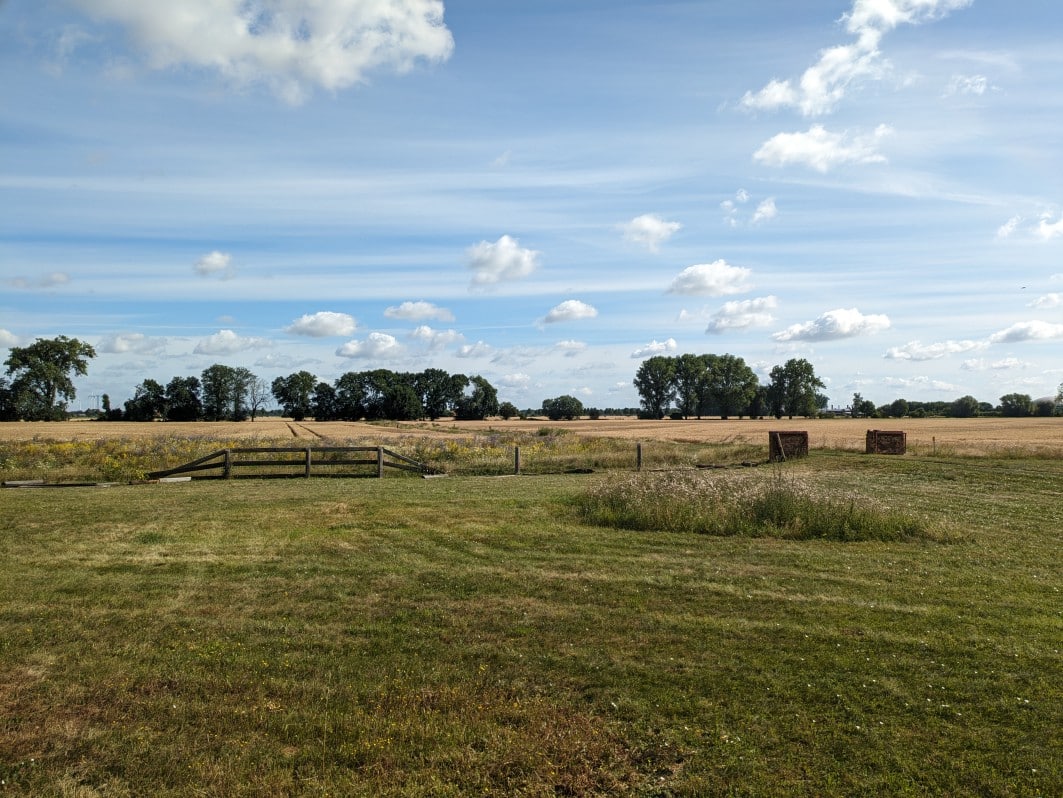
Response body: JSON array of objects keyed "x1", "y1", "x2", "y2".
[{"x1": 2, "y1": 416, "x2": 1061, "y2": 458}]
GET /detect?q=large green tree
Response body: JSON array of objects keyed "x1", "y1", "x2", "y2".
[
  {"x1": 633, "y1": 356, "x2": 676, "y2": 419},
  {"x1": 3, "y1": 336, "x2": 96, "y2": 420},
  {"x1": 123, "y1": 379, "x2": 166, "y2": 421},
  {"x1": 767, "y1": 358, "x2": 824, "y2": 419},
  {"x1": 272, "y1": 371, "x2": 317, "y2": 421},
  {"x1": 455, "y1": 375, "x2": 498, "y2": 420},
  {"x1": 200, "y1": 364, "x2": 255, "y2": 421},
  {"x1": 165, "y1": 376, "x2": 202, "y2": 421},
  {"x1": 706, "y1": 354, "x2": 758, "y2": 419},
  {"x1": 672, "y1": 354, "x2": 707, "y2": 419},
  {"x1": 542, "y1": 394, "x2": 584, "y2": 421}
]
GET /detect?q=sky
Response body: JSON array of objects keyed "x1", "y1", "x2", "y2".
[{"x1": 2, "y1": 0, "x2": 1062, "y2": 412}]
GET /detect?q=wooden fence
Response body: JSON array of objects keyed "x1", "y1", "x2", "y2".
[{"x1": 146, "y1": 446, "x2": 432, "y2": 481}]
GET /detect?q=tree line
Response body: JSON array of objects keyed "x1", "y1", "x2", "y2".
[
  {"x1": 631, "y1": 354, "x2": 826, "y2": 420},
  {"x1": 2, "y1": 336, "x2": 1061, "y2": 422}
]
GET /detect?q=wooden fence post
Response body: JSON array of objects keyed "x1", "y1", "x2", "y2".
[
  {"x1": 224, "y1": 449, "x2": 232, "y2": 480},
  {"x1": 377, "y1": 446, "x2": 385, "y2": 478},
  {"x1": 304, "y1": 447, "x2": 312, "y2": 478},
  {"x1": 637, "y1": 442, "x2": 643, "y2": 471},
  {"x1": 514, "y1": 446, "x2": 521, "y2": 475}
]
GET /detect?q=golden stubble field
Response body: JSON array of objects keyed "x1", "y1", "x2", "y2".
[{"x1": 2, "y1": 415, "x2": 1061, "y2": 456}]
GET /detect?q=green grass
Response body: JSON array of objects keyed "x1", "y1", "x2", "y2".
[{"x1": 1, "y1": 453, "x2": 1060, "y2": 795}]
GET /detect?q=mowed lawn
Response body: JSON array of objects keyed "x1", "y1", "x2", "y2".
[{"x1": 1, "y1": 452, "x2": 1060, "y2": 796}]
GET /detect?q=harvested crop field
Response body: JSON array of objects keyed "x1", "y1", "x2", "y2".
[{"x1": 2, "y1": 415, "x2": 1061, "y2": 457}]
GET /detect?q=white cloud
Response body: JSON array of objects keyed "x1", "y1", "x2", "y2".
[
  {"x1": 754, "y1": 124, "x2": 892, "y2": 172},
  {"x1": 67, "y1": 0, "x2": 454, "y2": 104},
  {"x1": 996, "y1": 215, "x2": 1022, "y2": 239},
  {"x1": 194, "y1": 329, "x2": 271, "y2": 355},
  {"x1": 554, "y1": 340, "x2": 587, "y2": 357},
  {"x1": 384, "y1": 300, "x2": 454, "y2": 322},
  {"x1": 467, "y1": 235, "x2": 540, "y2": 287},
  {"x1": 751, "y1": 198, "x2": 778, "y2": 224},
  {"x1": 284, "y1": 311, "x2": 356, "y2": 337},
  {"x1": 988, "y1": 321, "x2": 1063, "y2": 343},
  {"x1": 621, "y1": 213, "x2": 682, "y2": 252},
  {"x1": 668, "y1": 260, "x2": 753, "y2": 296},
  {"x1": 410, "y1": 325, "x2": 464, "y2": 350},
  {"x1": 945, "y1": 74, "x2": 988, "y2": 96},
  {"x1": 1036, "y1": 213, "x2": 1063, "y2": 240},
  {"x1": 1029, "y1": 293, "x2": 1062, "y2": 309},
  {"x1": 631, "y1": 338, "x2": 678, "y2": 358},
  {"x1": 0, "y1": 329, "x2": 19, "y2": 348},
  {"x1": 962, "y1": 357, "x2": 1031, "y2": 371},
  {"x1": 194, "y1": 250, "x2": 233, "y2": 278},
  {"x1": 336, "y1": 331, "x2": 403, "y2": 359},
  {"x1": 884, "y1": 339, "x2": 987, "y2": 360},
  {"x1": 498, "y1": 373, "x2": 531, "y2": 390},
  {"x1": 742, "y1": 0, "x2": 972, "y2": 116},
  {"x1": 705, "y1": 296, "x2": 778, "y2": 334},
  {"x1": 98, "y1": 332, "x2": 167, "y2": 355},
  {"x1": 773, "y1": 308, "x2": 891, "y2": 342},
  {"x1": 456, "y1": 340, "x2": 493, "y2": 358},
  {"x1": 543, "y1": 300, "x2": 598, "y2": 324}
]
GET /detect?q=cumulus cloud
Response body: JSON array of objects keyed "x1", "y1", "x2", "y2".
[
  {"x1": 194, "y1": 250, "x2": 234, "y2": 278},
  {"x1": 1036, "y1": 213, "x2": 1063, "y2": 240},
  {"x1": 67, "y1": 0, "x2": 454, "y2": 103},
  {"x1": 751, "y1": 198, "x2": 778, "y2": 224},
  {"x1": 284, "y1": 311, "x2": 356, "y2": 337},
  {"x1": 962, "y1": 357, "x2": 1031, "y2": 371},
  {"x1": 194, "y1": 329, "x2": 271, "y2": 355},
  {"x1": 543, "y1": 300, "x2": 598, "y2": 324},
  {"x1": 384, "y1": 300, "x2": 454, "y2": 322},
  {"x1": 410, "y1": 325, "x2": 465, "y2": 350},
  {"x1": 456, "y1": 340, "x2": 493, "y2": 358},
  {"x1": 754, "y1": 124, "x2": 892, "y2": 172},
  {"x1": 498, "y1": 373, "x2": 532, "y2": 390},
  {"x1": 741, "y1": 0, "x2": 972, "y2": 116},
  {"x1": 884, "y1": 339, "x2": 987, "y2": 360},
  {"x1": 988, "y1": 321, "x2": 1063, "y2": 344},
  {"x1": 97, "y1": 332, "x2": 167, "y2": 355},
  {"x1": 554, "y1": 340, "x2": 587, "y2": 357},
  {"x1": 336, "y1": 331, "x2": 403, "y2": 359},
  {"x1": 1029, "y1": 293, "x2": 1062, "y2": 309},
  {"x1": 631, "y1": 338, "x2": 678, "y2": 358},
  {"x1": 667, "y1": 260, "x2": 753, "y2": 296},
  {"x1": 0, "y1": 329, "x2": 19, "y2": 348},
  {"x1": 705, "y1": 296, "x2": 778, "y2": 334},
  {"x1": 773, "y1": 308, "x2": 891, "y2": 342},
  {"x1": 621, "y1": 213, "x2": 682, "y2": 251},
  {"x1": 467, "y1": 235, "x2": 540, "y2": 287}
]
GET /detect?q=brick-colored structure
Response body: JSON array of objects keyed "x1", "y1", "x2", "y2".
[
  {"x1": 866, "y1": 429, "x2": 906, "y2": 455},
  {"x1": 769, "y1": 431, "x2": 809, "y2": 462}
]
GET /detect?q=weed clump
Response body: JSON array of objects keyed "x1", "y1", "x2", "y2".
[{"x1": 578, "y1": 469, "x2": 951, "y2": 542}]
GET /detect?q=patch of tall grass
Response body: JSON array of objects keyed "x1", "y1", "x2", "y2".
[{"x1": 577, "y1": 468, "x2": 952, "y2": 542}]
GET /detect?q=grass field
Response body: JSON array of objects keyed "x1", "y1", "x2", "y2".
[{"x1": 1, "y1": 421, "x2": 1061, "y2": 795}]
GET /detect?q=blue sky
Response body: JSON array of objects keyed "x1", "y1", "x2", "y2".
[{"x1": 2, "y1": 0, "x2": 1062, "y2": 411}]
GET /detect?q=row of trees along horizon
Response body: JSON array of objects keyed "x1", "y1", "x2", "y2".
[{"x1": 2, "y1": 336, "x2": 1061, "y2": 423}]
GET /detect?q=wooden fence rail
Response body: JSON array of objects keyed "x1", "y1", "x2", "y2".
[{"x1": 146, "y1": 446, "x2": 431, "y2": 481}]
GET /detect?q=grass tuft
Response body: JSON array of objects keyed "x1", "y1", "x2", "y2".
[{"x1": 577, "y1": 468, "x2": 953, "y2": 542}]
